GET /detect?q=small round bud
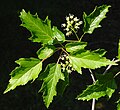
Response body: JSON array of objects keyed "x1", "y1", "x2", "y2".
[
  {"x1": 69, "y1": 14, "x2": 74, "y2": 19},
  {"x1": 61, "y1": 57, "x2": 64, "y2": 60},
  {"x1": 62, "y1": 67, "x2": 65, "y2": 72},
  {"x1": 65, "y1": 61, "x2": 69, "y2": 64},
  {"x1": 66, "y1": 56, "x2": 69, "y2": 60},
  {"x1": 61, "y1": 23, "x2": 66, "y2": 27},
  {"x1": 66, "y1": 16, "x2": 69, "y2": 21},
  {"x1": 74, "y1": 17, "x2": 79, "y2": 21},
  {"x1": 67, "y1": 69, "x2": 72, "y2": 73}
]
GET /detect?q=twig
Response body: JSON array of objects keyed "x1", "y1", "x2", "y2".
[
  {"x1": 91, "y1": 99, "x2": 96, "y2": 110},
  {"x1": 89, "y1": 69, "x2": 95, "y2": 83},
  {"x1": 79, "y1": 33, "x2": 85, "y2": 42},
  {"x1": 103, "y1": 58, "x2": 119, "y2": 75},
  {"x1": 114, "y1": 71, "x2": 120, "y2": 78},
  {"x1": 89, "y1": 69, "x2": 96, "y2": 110}
]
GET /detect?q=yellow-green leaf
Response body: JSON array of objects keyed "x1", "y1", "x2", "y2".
[
  {"x1": 4, "y1": 57, "x2": 42, "y2": 94},
  {"x1": 20, "y1": 9, "x2": 54, "y2": 44}
]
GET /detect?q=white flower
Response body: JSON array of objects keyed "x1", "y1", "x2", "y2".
[
  {"x1": 78, "y1": 21, "x2": 83, "y2": 25},
  {"x1": 69, "y1": 14, "x2": 74, "y2": 19},
  {"x1": 65, "y1": 28, "x2": 69, "y2": 31},
  {"x1": 74, "y1": 17, "x2": 79, "y2": 21},
  {"x1": 74, "y1": 25, "x2": 79, "y2": 29},
  {"x1": 66, "y1": 31, "x2": 72, "y2": 36},
  {"x1": 70, "y1": 20, "x2": 74, "y2": 24},
  {"x1": 61, "y1": 23, "x2": 66, "y2": 27},
  {"x1": 67, "y1": 69, "x2": 72, "y2": 73},
  {"x1": 66, "y1": 16, "x2": 69, "y2": 21},
  {"x1": 61, "y1": 13, "x2": 83, "y2": 36}
]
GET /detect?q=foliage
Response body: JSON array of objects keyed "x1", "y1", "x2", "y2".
[{"x1": 4, "y1": 4, "x2": 120, "y2": 110}]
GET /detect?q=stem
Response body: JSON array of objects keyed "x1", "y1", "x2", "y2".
[
  {"x1": 61, "y1": 48, "x2": 69, "y2": 56},
  {"x1": 65, "y1": 39, "x2": 79, "y2": 42},
  {"x1": 89, "y1": 69, "x2": 95, "y2": 83},
  {"x1": 79, "y1": 33, "x2": 85, "y2": 42},
  {"x1": 58, "y1": 41, "x2": 65, "y2": 49},
  {"x1": 89, "y1": 69, "x2": 96, "y2": 110},
  {"x1": 103, "y1": 58, "x2": 119, "y2": 75},
  {"x1": 71, "y1": 28, "x2": 80, "y2": 41},
  {"x1": 92, "y1": 99, "x2": 96, "y2": 110},
  {"x1": 114, "y1": 71, "x2": 120, "y2": 78},
  {"x1": 57, "y1": 51, "x2": 63, "y2": 64}
]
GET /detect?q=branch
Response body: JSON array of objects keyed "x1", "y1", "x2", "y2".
[
  {"x1": 103, "y1": 58, "x2": 119, "y2": 75},
  {"x1": 89, "y1": 69, "x2": 96, "y2": 110}
]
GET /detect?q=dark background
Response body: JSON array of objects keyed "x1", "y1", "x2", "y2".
[{"x1": 0, "y1": 0, "x2": 120, "y2": 110}]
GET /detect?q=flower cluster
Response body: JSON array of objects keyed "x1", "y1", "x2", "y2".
[
  {"x1": 61, "y1": 13, "x2": 83, "y2": 36},
  {"x1": 59, "y1": 53, "x2": 75, "y2": 73}
]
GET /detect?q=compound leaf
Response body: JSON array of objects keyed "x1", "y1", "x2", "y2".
[
  {"x1": 4, "y1": 58, "x2": 42, "y2": 94},
  {"x1": 83, "y1": 5, "x2": 111, "y2": 34},
  {"x1": 65, "y1": 42, "x2": 87, "y2": 53},
  {"x1": 77, "y1": 73, "x2": 117, "y2": 101},
  {"x1": 69, "y1": 50, "x2": 116, "y2": 74},
  {"x1": 20, "y1": 9, "x2": 54, "y2": 44},
  {"x1": 37, "y1": 45, "x2": 55, "y2": 59},
  {"x1": 39, "y1": 63, "x2": 64, "y2": 108}
]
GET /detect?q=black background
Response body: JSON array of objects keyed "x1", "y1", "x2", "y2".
[{"x1": 0, "y1": 0, "x2": 120, "y2": 110}]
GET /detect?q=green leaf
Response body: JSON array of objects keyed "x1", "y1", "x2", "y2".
[
  {"x1": 39, "y1": 63, "x2": 64, "y2": 108},
  {"x1": 69, "y1": 50, "x2": 116, "y2": 74},
  {"x1": 20, "y1": 9, "x2": 54, "y2": 44},
  {"x1": 77, "y1": 73, "x2": 117, "y2": 101},
  {"x1": 117, "y1": 99, "x2": 120, "y2": 110},
  {"x1": 117, "y1": 39, "x2": 120, "y2": 60},
  {"x1": 37, "y1": 45, "x2": 55, "y2": 59},
  {"x1": 4, "y1": 58, "x2": 42, "y2": 94},
  {"x1": 83, "y1": 5, "x2": 111, "y2": 34},
  {"x1": 52, "y1": 26, "x2": 65, "y2": 42},
  {"x1": 92, "y1": 49, "x2": 106, "y2": 57},
  {"x1": 57, "y1": 71, "x2": 69, "y2": 96},
  {"x1": 65, "y1": 42, "x2": 87, "y2": 53}
]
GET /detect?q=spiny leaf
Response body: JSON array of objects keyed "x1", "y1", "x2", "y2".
[
  {"x1": 69, "y1": 50, "x2": 116, "y2": 74},
  {"x1": 77, "y1": 73, "x2": 117, "y2": 101},
  {"x1": 39, "y1": 63, "x2": 64, "y2": 108},
  {"x1": 20, "y1": 9, "x2": 54, "y2": 44},
  {"x1": 4, "y1": 58, "x2": 42, "y2": 94},
  {"x1": 83, "y1": 5, "x2": 111, "y2": 34},
  {"x1": 65, "y1": 42, "x2": 87, "y2": 53},
  {"x1": 52, "y1": 26, "x2": 65, "y2": 42},
  {"x1": 37, "y1": 45, "x2": 55, "y2": 59}
]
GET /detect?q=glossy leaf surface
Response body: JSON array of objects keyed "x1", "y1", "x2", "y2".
[
  {"x1": 4, "y1": 58, "x2": 42, "y2": 93},
  {"x1": 52, "y1": 26, "x2": 65, "y2": 42},
  {"x1": 37, "y1": 45, "x2": 55, "y2": 59},
  {"x1": 77, "y1": 73, "x2": 117, "y2": 101},
  {"x1": 83, "y1": 5, "x2": 111, "y2": 34},
  {"x1": 65, "y1": 42, "x2": 87, "y2": 53},
  {"x1": 39, "y1": 63, "x2": 64, "y2": 108},
  {"x1": 20, "y1": 10, "x2": 54, "y2": 44},
  {"x1": 69, "y1": 50, "x2": 116, "y2": 74}
]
